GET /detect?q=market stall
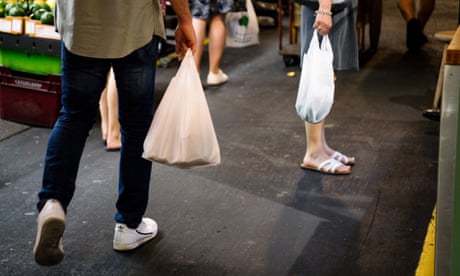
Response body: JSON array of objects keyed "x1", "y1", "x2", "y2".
[{"x1": 0, "y1": 0, "x2": 61, "y2": 128}]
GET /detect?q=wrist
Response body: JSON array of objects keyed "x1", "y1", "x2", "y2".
[{"x1": 315, "y1": 9, "x2": 333, "y2": 16}]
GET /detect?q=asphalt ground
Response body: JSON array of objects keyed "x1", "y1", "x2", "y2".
[{"x1": 0, "y1": 1, "x2": 458, "y2": 275}]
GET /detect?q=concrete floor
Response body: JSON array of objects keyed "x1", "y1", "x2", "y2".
[{"x1": 0, "y1": 1, "x2": 458, "y2": 275}]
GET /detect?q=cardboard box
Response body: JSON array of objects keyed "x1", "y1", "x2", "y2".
[
  {"x1": 0, "y1": 66, "x2": 61, "y2": 128},
  {"x1": 24, "y1": 18, "x2": 40, "y2": 36},
  {"x1": 10, "y1": 16, "x2": 24, "y2": 34},
  {"x1": 24, "y1": 17, "x2": 59, "y2": 40},
  {"x1": 34, "y1": 23, "x2": 60, "y2": 40},
  {"x1": 0, "y1": 17, "x2": 13, "y2": 33},
  {"x1": 0, "y1": 16, "x2": 25, "y2": 34}
]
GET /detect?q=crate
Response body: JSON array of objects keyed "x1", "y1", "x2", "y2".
[
  {"x1": 24, "y1": 18, "x2": 60, "y2": 40},
  {"x1": 0, "y1": 18, "x2": 13, "y2": 33},
  {"x1": 0, "y1": 16, "x2": 24, "y2": 34},
  {"x1": 0, "y1": 47, "x2": 61, "y2": 75},
  {"x1": 0, "y1": 66, "x2": 61, "y2": 128}
]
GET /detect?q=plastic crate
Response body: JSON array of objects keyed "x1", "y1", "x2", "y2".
[
  {"x1": 0, "y1": 66, "x2": 61, "y2": 128},
  {"x1": 0, "y1": 47, "x2": 61, "y2": 75}
]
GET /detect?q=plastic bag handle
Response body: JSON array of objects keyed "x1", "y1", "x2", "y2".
[{"x1": 311, "y1": 30, "x2": 332, "y2": 52}]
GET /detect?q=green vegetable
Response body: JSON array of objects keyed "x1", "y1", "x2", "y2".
[{"x1": 40, "y1": 11, "x2": 53, "y2": 25}]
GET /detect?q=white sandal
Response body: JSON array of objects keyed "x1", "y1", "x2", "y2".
[
  {"x1": 301, "y1": 158, "x2": 351, "y2": 175},
  {"x1": 332, "y1": 151, "x2": 355, "y2": 165}
]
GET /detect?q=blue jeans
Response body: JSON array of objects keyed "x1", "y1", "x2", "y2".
[{"x1": 38, "y1": 37, "x2": 159, "y2": 228}]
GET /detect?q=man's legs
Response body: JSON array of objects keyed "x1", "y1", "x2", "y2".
[
  {"x1": 38, "y1": 44, "x2": 110, "y2": 212},
  {"x1": 112, "y1": 37, "x2": 159, "y2": 229},
  {"x1": 111, "y1": 37, "x2": 159, "y2": 251},
  {"x1": 34, "y1": 43, "x2": 110, "y2": 266}
]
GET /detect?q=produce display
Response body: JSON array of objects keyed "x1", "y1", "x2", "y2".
[{"x1": 0, "y1": 0, "x2": 54, "y2": 25}]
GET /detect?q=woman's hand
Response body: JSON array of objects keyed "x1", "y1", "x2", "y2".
[
  {"x1": 313, "y1": 0, "x2": 333, "y2": 35},
  {"x1": 312, "y1": 12, "x2": 333, "y2": 35}
]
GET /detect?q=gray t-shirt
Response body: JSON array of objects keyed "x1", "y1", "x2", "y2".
[{"x1": 56, "y1": 0, "x2": 166, "y2": 58}]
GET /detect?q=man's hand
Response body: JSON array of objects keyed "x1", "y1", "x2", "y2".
[
  {"x1": 175, "y1": 22, "x2": 196, "y2": 60},
  {"x1": 169, "y1": 0, "x2": 197, "y2": 60}
]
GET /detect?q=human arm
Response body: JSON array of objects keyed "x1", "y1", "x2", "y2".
[
  {"x1": 169, "y1": 0, "x2": 197, "y2": 59},
  {"x1": 313, "y1": 0, "x2": 333, "y2": 35}
]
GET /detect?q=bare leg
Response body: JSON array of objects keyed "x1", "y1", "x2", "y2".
[
  {"x1": 105, "y1": 69, "x2": 121, "y2": 150},
  {"x1": 192, "y1": 18, "x2": 208, "y2": 70},
  {"x1": 99, "y1": 82, "x2": 109, "y2": 143},
  {"x1": 208, "y1": 14, "x2": 226, "y2": 74},
  {"x1": 304, "y1": 121, "x2": 329, "y2": 163},
  {"x1": 416, "y1": 0, "x2": 435, "y2": 29},
  {"x1": 302, "y1": 121, "x2": 351, "y2": 174},
  {"x1": 321, "y1": 125, "x2": 355, "y2": 164},
  {"x1": 397, "y1": 0, "x2": 416, "y2": 21},
  {"x1": 397, "y1": 0, "x2": 430, "y2": 49}
]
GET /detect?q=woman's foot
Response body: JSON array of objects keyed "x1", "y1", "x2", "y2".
[
  {"x1": 300, "y1": 159, "x2": 351, "y2": 175},
  {"x1": 105, "y1": 138, "x2": 121, "y2": 152},
  {"x1": 301, "y1": 152, "x2": 351, "y2": 175},
  {"x1": 331, "y1": 151, "x2": 355, "y2": 165}
]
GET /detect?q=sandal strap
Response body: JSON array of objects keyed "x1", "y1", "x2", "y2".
[
  {"x1": 318, "y1": 159, "x2": 343, "y2": 173},
  {"x1": 332, "y1": 151, "x2": 349, "y2": 164}
]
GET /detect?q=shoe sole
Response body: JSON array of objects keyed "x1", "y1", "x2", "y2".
[
  {"x1": 300, "y1": 162, "x2": 351, "y2": 175},
  {"x1": 207, "y1": 80, "x2": 228, "y2": 87},
  {"x1": 113, "y1": 233, "x2": 156, "y2": 251},
  {"x1": 34, "y1": 217, "x2": 65, "y2": 266}
]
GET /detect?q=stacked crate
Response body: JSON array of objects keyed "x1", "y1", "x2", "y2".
[{"x1": 0, "y1": 1, "x2": 61, "y2": 128}]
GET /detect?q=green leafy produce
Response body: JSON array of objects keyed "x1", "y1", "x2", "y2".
[
  {"x1": 4, "y1": 2, "x2": 16, "y2": 15},
  {"x1": 29, "y1": 3, "x2": 43, "y2": 14},
  {"x1": 32, "y1": 7, "x2": 47, "y2": 20},
  {"x1": 8, "y1": 5, "x2": 26, "y2": 17},
  {"x1": 40, "y1": 10, "x2": 53, "y2": 25}
]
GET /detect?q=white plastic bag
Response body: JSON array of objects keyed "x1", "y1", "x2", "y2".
[
  {"x1": 142, "y1": 49, "x2": 221, "y2": 168},
  {"x1": 225, "y1": 0, "x2": 260, "y2": 48},
  {"x1": 295, "y1": 30, "x2": 335, "y2": 123}
]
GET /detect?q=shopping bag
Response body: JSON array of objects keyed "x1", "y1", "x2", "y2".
[
  {"x1": 225, "y1": 0, "x2": 259, "y2": 48},
  {"x1": 142, "y1": 49, "x2": 221, "y2": 168},
  {"x1": 295, "y1": 30, "x2": 335, "y2": 123}
]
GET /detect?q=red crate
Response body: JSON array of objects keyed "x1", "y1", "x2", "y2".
[{"x1": 0, "y1": 66, "x2": 61, "y2": 128}]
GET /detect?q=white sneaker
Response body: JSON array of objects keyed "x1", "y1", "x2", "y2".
[
  {"x1": 207, "y1": 69, "x2": 229, "y2": 86},
  {"x1": 33, "y1": 199, "x2": 66, "y2": 266},
  {"x1": 113, "y1": 217, "x2": 158, "y2": 251}
]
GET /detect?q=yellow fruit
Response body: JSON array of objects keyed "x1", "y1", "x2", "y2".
[{"x1": 46, "y1": 0, "x2": 55, "y2": 9}]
